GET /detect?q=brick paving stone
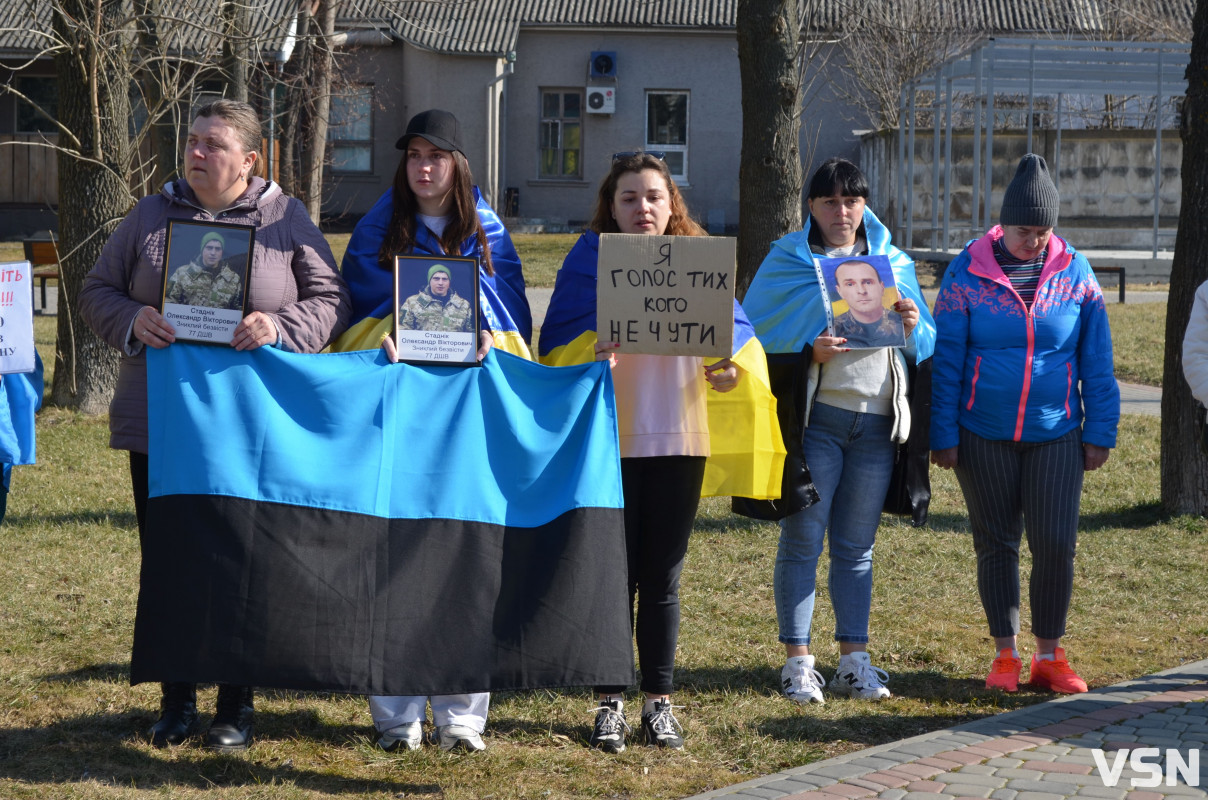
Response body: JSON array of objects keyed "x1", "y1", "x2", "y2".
[
  {"x1": 817, "y1": 783, "x2": 877, "y2": 798},
  {"x1": 987, "y1": 758, "x2": 1027, "y2": 768},
  {"x1": 861, "y1": 772, "x2": 912, "y2": 789},
  {"x1": 847, "y1": 779, "x2": 896, "y2": 793},
  {"x1": 906, "y1": 781, "x2": 949, "y2": 793},
  {"x1": 989, "y1": 790, "x2": 1018, "y2": 800},
  {"x1": 893, "y1": 764, "x2": 947, "y2": 780},
  {"x1": 897, "y1": 742, "x2": 971, "y2": 758},
  {"x1": 876, "y1": 790, "x2": 908, "y2": 800},
  {"x1": 761, "y1": 778, "x2": 836, "y2": 796},
  {"x1": 775, "y1": 792, "x2": 835, "y2": 800},
  {"x1": 1005, "y1": 778, "x2": 1085, "y2": 793},
  {"x1": 1026, "y1": 772, "x2": 1100, "y2": 787},
  {"x1": 721, "y1": 788, "x2": 786, "y2": 800},
  {"x1": 1020, "y1": 761, "x2": 1093, "y2": 774},
  {"x1": 1017, "y1": 753, "x2": 1061, "y2": 763},
  {"x1": 1012, "y1": 792, "x2": 1067, "y2": 800},
  {"x1": 960, "y1": 765, "x2": 1001, "y2": 776},
  {"x1": 1032, "y1": 746, "x2": 1075, "y2": 756},
  {"x1": 967, "y1": 742, "x2": 1029, "y2": 758},
  {"x1": 1073, "y1": 787, "x2": 1129, "y2": 800},
  {"x1": 1103, "y1": 726, "x2": 1141, "y2": 736},
  {"x1": 992, "y1": 770, "x2": 1058, "y2": 782},
  {"x1": 1123, "y1": 793, "x2": 1163, "y2": 800},
  {"x1": 1148, "y1": 784, "x2": 1208, "y2": 797},
  {"x1": 851, "y1": 757, "x2": 915, "y2": 771},
  {"x1": 937, "y1": 750, "x2": 990, "y2": 766},
  {"x1": 900, "y1": 792, "x2": 955, "y2": 800},
  {"x1": 812, "y1": 764, "x2": 879, "y2": 781},
  {"x1": 941, "y1": 787, "x2": 994, "y2": 798},
  {"x1": 1034, "y1": 723, "x2": 1100, "y2": 738},
  {"x1": 964, "y1": 746, "x2": 1015, "y2": 760},
  {"x1": 1004, "y1": 734, "x2": 1059, "y2": 750},
  {"x1": 932, "y1": 773, "x2": 1008, "y2": 788},
  {"x1": 916, "y1": 758, "x2": 968, "y2": 771},
  {"x1": 781, "y1": 772, "x2": 845, "y2": 787}
]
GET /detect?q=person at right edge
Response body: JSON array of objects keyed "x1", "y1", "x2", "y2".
[{"x1": 930, "y1": 153, "x2": 1119, "y2": 694}]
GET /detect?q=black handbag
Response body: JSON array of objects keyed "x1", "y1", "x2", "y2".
[
  {"x1": 731, "y1": 348, "x2": 820, "y2": 521},
  {"x1": 882, "y1": 357, "x2": 932, "y2": 527}
]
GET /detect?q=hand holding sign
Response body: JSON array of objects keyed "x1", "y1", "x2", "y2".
[
  {"x1": 0, "y1": 261, "x2": 35, "y2": 374},
  {"x1": 596, "y1": 234, "x2": 736, "y2": 357}
]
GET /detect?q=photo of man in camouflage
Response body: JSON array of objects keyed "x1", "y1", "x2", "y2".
[
  {"x1": 164, "y1": 231, "x2": 245, "y2": 311},
  {"x1": 399, "y1": 263, "x2": 474, "y2": 333}
]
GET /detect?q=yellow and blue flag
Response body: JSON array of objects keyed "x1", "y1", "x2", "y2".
[
  {"x1": 333, "y1": 188, "x2": 532, "y2": 359},
  {"x1": 539, "y1": 231, "x2": 785, "y2": 500}
]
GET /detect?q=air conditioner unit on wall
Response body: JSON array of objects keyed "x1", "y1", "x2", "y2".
[{"x1": 586, "y1": 86, "x2": 616, "y2": 114}]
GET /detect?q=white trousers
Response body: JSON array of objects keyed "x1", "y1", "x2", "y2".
[{"x1": 369, "y1": 693, "x2": 490, "y2": 733}]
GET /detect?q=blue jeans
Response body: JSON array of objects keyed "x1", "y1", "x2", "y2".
[{"x1": 774, "y1": 402, "x2": 895, "y2": 646}]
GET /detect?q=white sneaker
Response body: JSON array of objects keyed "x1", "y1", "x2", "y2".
[
  {"x1": 437, "y1": 723, "x2": 486, "y2": 752},
  {"x1": 781, "y1": 655, "x2": 825, "y2": 704},
  {"x1": 377, "y1": 720, "x2": 423, "y2": 751},
  {"x1": 828, "y1": 652, "x2": 891, "y2": 700}
]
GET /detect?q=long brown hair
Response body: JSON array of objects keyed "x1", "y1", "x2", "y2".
[
  {"x1": 588, "y1": 152, "x2": 705, "y2": 237},
  {"x1": 377, "y1": 149, "x2": 494, "y2": 274}
]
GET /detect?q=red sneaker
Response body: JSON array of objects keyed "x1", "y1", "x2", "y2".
[
  {"x1": 1029, "y1": 647, "x2": 1088, "y2": 693},
  {"x1": 986, "y1": 649, "x2": 1022, "y2": 692}
]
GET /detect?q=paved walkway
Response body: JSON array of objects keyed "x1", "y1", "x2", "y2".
[{"x1": 685, "y1": 660, "x2": 1208, "y2": 800}]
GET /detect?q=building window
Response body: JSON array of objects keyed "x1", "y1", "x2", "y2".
[
  {"x1": 15, "y1": 76, "x2": 58, "y2": 134},
  {"x1": 646, "y1": 91, "x2": 688, "y2": 182},
  {"x1": 329, "y1": 85, "x2": 374, "y2": 173},
  {"x1": 539, "y1": 90, "x2": 581, "y2": 178}
]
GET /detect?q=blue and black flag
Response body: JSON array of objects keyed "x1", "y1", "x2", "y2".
[{"x1": 133, "y1": 345, "x2": 634, "y2": 695}]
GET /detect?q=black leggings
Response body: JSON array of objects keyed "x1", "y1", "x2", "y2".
[
  {"x1": 597, "y1": 455, "x2": 706, "y2": 697},
  {"x1": 129, "y1": 451, "x2": 149, "y2": 552}
]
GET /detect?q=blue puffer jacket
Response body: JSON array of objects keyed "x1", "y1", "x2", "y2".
[{"x1": 930, "y1": 226, "x2": 1119, "y2": 450}]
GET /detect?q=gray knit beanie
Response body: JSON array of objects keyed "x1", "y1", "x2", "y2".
[{"x1": 1000, "y1": 154, "x2": 1059, "y2": 228}]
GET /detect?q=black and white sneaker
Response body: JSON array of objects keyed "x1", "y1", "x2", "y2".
[
  {"x1": 640, "y1": 699, "x2": 684, "y2": 750},
  {"x1": 589, "y1": 699, "x2": 629, "y2": 753}
]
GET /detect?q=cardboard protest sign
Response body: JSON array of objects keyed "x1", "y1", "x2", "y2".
[
  {"x1": 0, "y1": 261, "x2": 35, "y2": 375},
  {"x1": 597, "y1": 234, "x2": 735, "y2": 357}
]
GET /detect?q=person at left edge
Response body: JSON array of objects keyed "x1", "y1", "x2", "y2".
[
  {"x1": 332, "y1": 108, "x2": 533, "y2": 753},
  {"x1": 79, "y1": 99, "x2": 351, "y2": 752},
  {"x1": 0, "y1": 352, "x2": 43, "y2": 524}
]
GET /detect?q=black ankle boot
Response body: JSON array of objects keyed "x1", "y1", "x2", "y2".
[
  {"x1": 205, "y1": 684, "x2": 255, "y2": 751},
  {"x1": 148, "y1": 682, "x2": 198, "y2": 747}
]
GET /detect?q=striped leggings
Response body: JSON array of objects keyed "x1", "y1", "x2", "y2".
[{"x1": 954, "y1": 427, "x2": 1084, "y2": 640}]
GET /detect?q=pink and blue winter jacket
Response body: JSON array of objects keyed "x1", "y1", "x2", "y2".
[{"x1": 930, "y1": 226, "x2": 1119, "y2": 450}]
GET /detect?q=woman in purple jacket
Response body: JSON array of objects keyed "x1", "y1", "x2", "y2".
[
  {"x1": 79, "y1": 100, "x2": 350, "y2": 751},
  {"x1": 930, "y1": 154, "x2": 1118, "y2": 695}
]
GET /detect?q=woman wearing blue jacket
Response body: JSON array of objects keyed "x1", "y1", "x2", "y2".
[{"x1": 930, "y1": 154, "x2": 1119, "y2": 694}]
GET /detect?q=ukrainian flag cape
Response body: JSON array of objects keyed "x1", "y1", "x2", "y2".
[
  {"x1": 742, "y1": 207, "x2": 936, "y2": 362},
  {"x1": 333, "y1": 187, "x2": 532, "y2": 358},
  {"x1": 539, "y1": 231, "x2": 785, "y2": 499},
  {"x1": 0, "y1": 351, "x2": 42, "y2": 489}
]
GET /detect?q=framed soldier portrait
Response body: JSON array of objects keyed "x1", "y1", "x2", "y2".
[
  {"x1": 392, "y1": 254, "x2": 480, "y2": 366},
  {"x1": 160, "y1": 219, "x2": 255, "y2": 344},
  {"x1": 817, "y1": 254, "x2": 905, "y2": 349}
]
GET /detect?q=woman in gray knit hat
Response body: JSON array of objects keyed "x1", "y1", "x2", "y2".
[{"x1": 929, "y1": 154, "x2": 1120, "y2": 695}]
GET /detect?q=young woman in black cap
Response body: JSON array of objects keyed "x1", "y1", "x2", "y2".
[
  {"x1": 332, "y1": 109, "x2": 532, "y2": 752},
  {"x1": 930, "y1": 153, "x2": 1119, "y2": 694}
]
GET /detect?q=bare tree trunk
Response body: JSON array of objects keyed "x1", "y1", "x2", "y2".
[
  {"x1": 1160, "y1": 0, "x2": 1208, "y2": 514},
  {"x1": 135, "y1": 0, "x2": 178, "y2": 190},
  {"x1": 221, "y1": 0, "x2": 249, "y2": 102},
  {"x1": 51, "y1": 0, "x2": 134, "y2": 412},
  {"x1": 736, "y1": 0, "x2": 804, "y2": 299},
  {"x1": 277, "y1": 2, "x2": 312, "y2": 199},
  {"x1": 302, "y1": 0, "x2": 336, "y2": 224}
]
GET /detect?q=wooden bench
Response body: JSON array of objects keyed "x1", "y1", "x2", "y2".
[
  {"x1": 22, "y1": 239, "x2": 59, "y2": 314},
  {"x1": 1093, "y1": 265, "x2": 1126, "y2": 304}
]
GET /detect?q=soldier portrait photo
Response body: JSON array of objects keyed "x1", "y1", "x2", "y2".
[
  {"x1": 162, "y1": 221, "x2": 253, "y2": 313},
  {"x1": 820, "y1": 256, "x2": 905, "y2": 349},
  {"x1": 397, "y1": 259, "x2": 475, "y2": 334}
]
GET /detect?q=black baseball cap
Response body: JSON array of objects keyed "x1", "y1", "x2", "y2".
[{"x1": 395, "y1": 109, "x2": 464, "y2": 154}]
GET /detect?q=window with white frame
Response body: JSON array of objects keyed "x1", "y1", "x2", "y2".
[
  {"x1": 328, "y1": 84, "x2": 374, "y2": 173},
  {"x1": 646, "y1": 91, "x2": 688, "y2": 182},
  {"x1": 539, "y1": 90, "x2": 582, "y2": 179}
]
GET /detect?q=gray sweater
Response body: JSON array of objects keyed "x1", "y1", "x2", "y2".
[{"x1": 79, "y1": 178, "x2": 351, "y2": 453}]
